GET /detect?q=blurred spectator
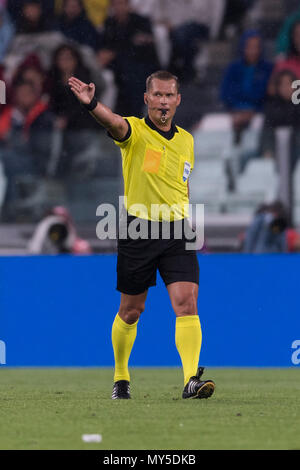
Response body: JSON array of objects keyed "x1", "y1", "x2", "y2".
[
  {"x1": 130, "y1": 0, "x2": 225, "y2": 72},
  {"x1": 260, "y1": 70, "x2": 300, "y2": 172},
  {"x1": 240, "y1": 70, "x2": 300, "y2": 173},
  {"x1": 97, "y1": 0, "x2": 159, "y2": 117},
  {"x1": 49, "y1": 44, "x2": 100, "y2": 132},
  {"x1": 55, "y1": 0, "x2": 109, "y2": 29},
  {"x1": 243, "y1": 201, "x2": 289, "y2": 253},
  {"x1": 286, "y1": 226, "x2": 300, "y2": 252},
  {"x1": 27, "y1": 205, "x2": 92, "y2": 254},
  {"x1": 220, "y1": 30, "x2": 273, "y2": 144},
  {"x1": 276, "y1": 5, "x2": 300, "y2": 56},
  {"x1": 272, "y1": 20, "x2": 300, "y2": 84},
  {"x1": 2, "y1": 1, "x2": 65, "y2": 85},
  {"x1": 149, "y1": 0, "x2": 221, "y2": 80},
  {"x1": 48, "y1": 44, "x2": 103, "y2": 177},
  {"x1": 73, "y1": 0, "x2": 109, "y2": 29},
  {"x1": 128, "y1": 0, "x2": 171, "y2": 68},
  {"x1": 150, "y1": 0, "x2": 225, "y2": 41},
  {"x1": 55, "y1": 0, "x2": 99, "y2": 50},
  {"x1": 0, "y1": 80, "x2": 54, "y2": 219},
  {"x1": 220, "y1": 0, "x2": 257, "y2": 39},
  {"x1": 0, "y1": 4, "x2": 15, "y2": 64},
  {"x1": 9, "y1": 54, "x2": 50, "y2": 104},
  {"x1": 7, "y1": 0, "x2": 55, "y2": 24},
  {"x1": 15, "y1": 0, "x2": 55, "y2": 34}
]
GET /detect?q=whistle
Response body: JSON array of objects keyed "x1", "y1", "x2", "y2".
[{"x1": 161, "y1": 109, "x2": 167, "y2": 124}]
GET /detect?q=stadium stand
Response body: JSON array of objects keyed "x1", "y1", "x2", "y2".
[{"x1": 0, "y1": 0, "x2": 299, "y2": 253}]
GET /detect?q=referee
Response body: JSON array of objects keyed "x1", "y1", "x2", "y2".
[{"x1": 69, "y1": 71, "x2": 215, "y2": 400}]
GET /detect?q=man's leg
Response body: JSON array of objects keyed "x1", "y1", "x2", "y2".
[
  {"x1": 112, "y1": 291, "x2": 147, "y2": 390},
  {"x1": 167, "y1": 281, "x2": 215, "y2": 399},
  {"x1": 167, "y1": 281, "x2": 201, "y2": 385}
]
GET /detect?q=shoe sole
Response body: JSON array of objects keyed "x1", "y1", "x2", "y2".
[
  {"x1": 194, "y1": 381, "x2": 215, "y2": 399},
  {"x1": 112, "y1": 396, "x2": 131, "y2": 400}
]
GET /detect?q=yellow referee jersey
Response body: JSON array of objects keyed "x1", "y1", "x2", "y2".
[{"x1": 111, "y1": 116, "x2": 194, "y2": 222}]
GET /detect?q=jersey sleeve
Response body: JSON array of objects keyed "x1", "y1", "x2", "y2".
[{"x1": 107, "y1": 116, "x2": 137, "y2": 149}]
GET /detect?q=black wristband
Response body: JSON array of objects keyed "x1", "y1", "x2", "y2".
[{"x1": 82, "y1": 96, "x2": 98, "y2": 112}]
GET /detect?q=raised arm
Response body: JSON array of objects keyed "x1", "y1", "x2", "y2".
[{"x1": 68, "y1": 76, "x2": 129, "y2": 141}]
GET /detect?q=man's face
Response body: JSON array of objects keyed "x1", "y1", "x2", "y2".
[
  {"x1": 144, "y1": 79, "x2": 181, "y2": 126},
  {"x1": 23, "y1": 3, "x2": 42, "y2": 22},
  {"x1": 22, "y1": 68, "x2": 44, "y2": 95},
  {"x1": 56, "y1": 48, "x2": 77, "y2": 74},
  {"x1": 111, "y1": 0, "x2": 129, "y2": 18},
  {"x1": 244, "y1": 36, "x2": 261, "y2": 64},
  {"x1": 64, "y1": 0, "x2": 82, "y2": 19},
  {"x1": 15, "y1": 84, "x2": 38, "y2": 112}
]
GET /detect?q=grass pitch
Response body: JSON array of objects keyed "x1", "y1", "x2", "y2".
[{"x1": 0, "y1": 368, "x2": 299, "y2": 450}]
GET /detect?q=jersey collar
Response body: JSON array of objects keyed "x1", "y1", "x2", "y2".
[{"x1": 145, "y1": 115, "x2": 179, "y2": 141}]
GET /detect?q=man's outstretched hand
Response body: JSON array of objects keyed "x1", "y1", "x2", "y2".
[
  {"x1": 68, "y1": 77, "x2": 96, "y2": 105},
  {"x1": 69, "y1": 75, "x2": 128, "y2": 140}
]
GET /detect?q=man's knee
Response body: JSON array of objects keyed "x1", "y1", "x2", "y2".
[
  {"x1": 119, "y1": 303, "x2": 145, "y2": 324},
  {"x1": 173, "y1": 294, "x2": 197, "y2": 317}
]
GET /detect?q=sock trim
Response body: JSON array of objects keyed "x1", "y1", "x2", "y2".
[{"x1": 176, "y1": 315, "x2": 200, "y2": 328}]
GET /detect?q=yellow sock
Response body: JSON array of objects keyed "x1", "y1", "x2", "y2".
[
  {"x1": 175, "y1": 315, "x2": 202, "y2": 386},
  {"x1": 111, "y1": 313, "x2": 138, "y2": 382}
]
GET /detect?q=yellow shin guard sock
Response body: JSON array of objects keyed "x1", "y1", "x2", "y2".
[
  {"x1": 175, "y1": 315, "x2": 202, "y2": 386},
  {"x1": 111, "y1": 313, "x2": 138, "y2": 382}
]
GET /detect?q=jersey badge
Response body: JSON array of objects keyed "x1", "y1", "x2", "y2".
[{"x1": 183, "y1": 161, "x2": 191, "y2": 182}]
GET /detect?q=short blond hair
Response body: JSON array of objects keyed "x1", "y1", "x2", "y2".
[{"x1": 146, "y1": 70, "x2": 179, "y2": 93}]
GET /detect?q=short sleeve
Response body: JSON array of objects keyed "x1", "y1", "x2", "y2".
[{"x1": 107, "y1": 117, "x2": 136, "y2": 149}]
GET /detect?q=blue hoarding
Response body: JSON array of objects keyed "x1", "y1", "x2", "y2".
[{"x1": 0, "y1": 254, "x2": 299, "y2": 367}]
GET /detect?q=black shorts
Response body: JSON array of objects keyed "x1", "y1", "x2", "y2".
[{"x1": 117, "y1": 216, "x2": 199, "y2": 295}]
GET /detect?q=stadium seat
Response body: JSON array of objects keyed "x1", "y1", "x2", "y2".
[
  {"x1": 222, "y1": 159, "x2": 278, "y2": 215},
  {"x1": 191, "y1": 113, "x2": 267, "y2": 215},
  {"x1": 66, "y1": 177, "x2": 122, "y2": 223},
  {"x1": 193, "y1": 114, "x2": 232, "y2": 162},
  {"x1": 198, "y1": 113, "x2": 232, "y2": 131},
  {"x1": 190, "y1": 159, "x2": 227, "y2": 212},
  {"x1": 237, "y1": 159, "x2": 278, "y2": 199}
]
